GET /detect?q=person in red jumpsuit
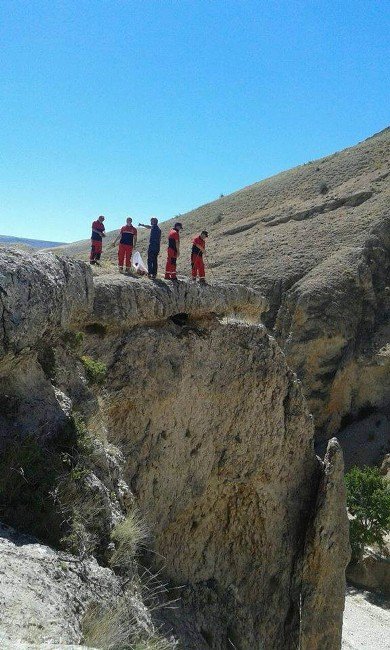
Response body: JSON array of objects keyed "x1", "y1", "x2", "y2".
[
  {"x1": 113, "y1": 217, "x2": 138, "y2": 273},
  {"x1": 164, "y1": 222, "x2": 183, "y2": 280},
  {"x1": 90, "y1": 215, "x2": 106, "y2": 265},
  {"x1": 191, "y1": 231, "x2": 208, "y2": 283}
]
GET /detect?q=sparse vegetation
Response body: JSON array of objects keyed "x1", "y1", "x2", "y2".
[
  {"x1": 81, "y1": 355, "x2": 107, "y2": 384},
  {"x1": 213, "y1": 213, "x2": 223, "y2": 225},
  {"x1": 82, "y1": 595, "x2": 176, "y2": 650},
  {"x1": 110, "y1": 512, "x2": 149, "y2": 571},
  {"x1": 0, "y1": 411, "x2": 104, "y2": 554},
  {"x1": 345, "y1": 466, "x2": 390, "y2": 562},
  {"x1": 0, "y1": 433, "x2": 63, "y2": 544},
  {"x1": 62, "y1": 330, "x2": 84, "y2": 349},
  {"x1": 319, "y1": 181, "x2": 329, "y2": 195}
]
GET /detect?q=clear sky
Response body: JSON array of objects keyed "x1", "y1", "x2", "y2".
[{"x1": 1, "y1": 0, "x2": 389, "y2": 242}]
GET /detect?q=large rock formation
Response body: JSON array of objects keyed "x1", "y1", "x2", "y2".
[
  {"x1": 55, "y1": 127, "x2": 390, "y2": 447},
  {"x1": 0, "y1": 250, "x2": 350, "y2": 648}
]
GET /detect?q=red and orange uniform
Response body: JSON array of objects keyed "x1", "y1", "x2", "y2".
[
  {"x1": 165, "y1": 228, "x2": 180, "y2": 279},
  {"x1": 118, "y1": 224, "x2": 137, "y2": 271},
  {"x1": 191, "y1": 235, "x2": 206, "y2": 279},
  {"x1": 90, "y1": 220, "x2": 105, "y2": 262}
]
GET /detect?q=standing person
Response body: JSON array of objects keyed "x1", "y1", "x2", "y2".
[
  {"x1": 138, "y1": 217, "x2": 161, "y2": 279},
  {"x1": 164, "y1": 222, "x2": 183, "y2": 280},
  {"x1": 112, "y1": 217, "x2": 137, "y2": 274},
  {"x1": 90, "y1": 215, "x2": 106, "y2": 265},
  {"x1": 191, "y1": 231, "x2": 208, "y2": 283}
]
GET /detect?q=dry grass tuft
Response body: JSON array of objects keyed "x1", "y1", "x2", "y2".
[{"x1": 110, "y1": 511, "x2": 149, "y2": 570}]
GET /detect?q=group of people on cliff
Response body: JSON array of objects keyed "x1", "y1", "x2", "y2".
[{"x1": 90, "y1": 215, "x2": 209, "y2": 282}]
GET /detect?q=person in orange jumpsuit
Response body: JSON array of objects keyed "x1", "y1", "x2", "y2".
[
  {"x1": 164, "y1": 222, "x2": 183, "y2": 280},
  {"x1": 90, "y1": 215, "x2": 106, "y2": 265},
  {"x1": 191, "y1": 230, "x2": 208, "y2": 283},
  {"x1": 113, "y1": 217, "x2": 137, "y2": 273}
]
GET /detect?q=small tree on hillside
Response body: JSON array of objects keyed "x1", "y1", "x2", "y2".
[{"x1": 345, "y1": 466, "x2": 390, "y2": 563}]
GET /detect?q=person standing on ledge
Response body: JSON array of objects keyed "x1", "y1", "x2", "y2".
[
  {"x1": 138, "y1": 217, "x2": 161, "y2": 279},
  {"x1": 90, "y1": 215, "x2": 106, "y2": 265},
  {"x1": 164, "y1": 222, "x2": 183, "y2": 281},
  {"x1": 191, "y1": 230, "x2": 208, "y2": 283},
  {"x1": 112, "y1": 217, "x2": 137, "y2": 274}
]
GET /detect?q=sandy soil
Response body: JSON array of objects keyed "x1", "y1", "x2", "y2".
[{"x1": 342, "y1": 586, "x2": 390, "y2": 649}]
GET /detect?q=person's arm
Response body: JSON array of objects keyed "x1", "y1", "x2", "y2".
[
  {"x1": 133, "y1": 229, "x2": 137, "y2": 248},
  {"x1": 112, "y1": 230, "x2": 121, "y2": 246},
  {"x1": 138, "y1": 223, "x2": 151, "y2": 229}
]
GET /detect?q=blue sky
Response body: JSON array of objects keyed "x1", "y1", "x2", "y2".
[{"x1": 1, "y1": 0, "x2": 389, "y2": 242}]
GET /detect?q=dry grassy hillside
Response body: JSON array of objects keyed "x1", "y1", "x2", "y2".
[
  {"x1": 56, "y1": 127, "x2": 389, "y2": 320},
  {"x1": 55, "y1": 128, "x2": 390, "y2": 443}
]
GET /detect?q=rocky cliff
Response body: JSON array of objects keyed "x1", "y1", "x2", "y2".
[
  {"x1": 0, "y1": 249, "x2": 350, "y2": 649},
  {"x1": 55, "y1": 127, "x2": 390, "y2": 451}
]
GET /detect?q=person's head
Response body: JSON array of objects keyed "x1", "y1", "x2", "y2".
[
  {"x1": 200, "y1": 230, "x2": 209, "y2": 240},
  {"x1": 126, "y1": 217, "x2": 133, "y2": 226},
  {"x1": 150, "y1": 217, "x2": 158, "y2": 225},
  {"x1": 174, "y1": 222, "x2": 183, "y2": 231},
  {"x1": 98, "y1": 215, "x2": 105, "y2": 223}
]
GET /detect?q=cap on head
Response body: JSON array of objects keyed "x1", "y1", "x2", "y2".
[
  {"x1": 150, "y1": 217, "x2": 158, "y2": 225},
  {"x1": 98, "y1": 215, "x2": 105, "y2": 221},
  {"x1": 201, "y1": 230, "x2": 209, "y2": 237},
  {"x1": 174, "y1": 222, "x2": 183, "y2": 230}
]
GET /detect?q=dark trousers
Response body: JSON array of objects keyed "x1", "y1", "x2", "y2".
[{"x1": 148, "y1": 249, "x2": 159, "y2": 276}]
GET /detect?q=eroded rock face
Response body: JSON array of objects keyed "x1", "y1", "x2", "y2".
[
  {"x1": 0, "y1": 249, "x2": 93, "y2": 356},
  {"x1": 0, "y1": 252, "x2": 350, "y2": 649},
  {"x1": 91, "y1": 275, "x2": 268, "y2": 331},
  {"x1": 275, "y1": 225, "x2": 390, "y2": 439},
  {"x1": 0, "y1": 523, "x2": 120, "y2": 648},
  {"x1": 85, "y1": 308, "x2": 349, "y2": 648},
  {"x1": 300, "y1": 439, "x2": 351, "y2": 650}
]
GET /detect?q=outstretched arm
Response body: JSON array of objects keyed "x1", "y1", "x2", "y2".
[{"x1": 138, "y1": 223, "x2": 151, "y2": 229}]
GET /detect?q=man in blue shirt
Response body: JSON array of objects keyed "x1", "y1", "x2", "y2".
[{"x1": 138, "y1": 217, "x2": 161, "y2": 279}]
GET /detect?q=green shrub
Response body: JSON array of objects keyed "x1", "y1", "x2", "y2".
[
  {"x1": 81, "y1": 355, "x2": 107, "y2": 384},
  {"x1": 319, "y1": 181, "x2": 329, "y2": 195},
  {"x1": 345, "y1": 466, "x2": 390, "y2": 562},
  {"x1": 62, "y1": 330, "x2": 84, "y2": 349}
]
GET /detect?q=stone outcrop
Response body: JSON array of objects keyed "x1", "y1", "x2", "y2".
[
  {"x1": 85, "y1": 274, "x2": 350, "y2": 649},
  {"x1": 300, "y1": 439, "x2": 351, "y2": 649},
  {"x1": 91, "y1": 275, "x2": 268, "y2": 331},
  {"x1": 275, "y1": 222, "x2": 390, "y2": 440},
  {"x1": 55, "y1": 128, "x2": 390, "y2": 446},
  {"x1": 347, "y1": 551, "x2": 390, "y2": 597},
  {"x1": 0, "y1": 249, "x2": 93, "y2": 356},
  {"x1": 0, "y1": 523, "x2": 119, "y2": 649},
  {"x1": 0, "y1": 250, "x2": 350, "y2": 649}
]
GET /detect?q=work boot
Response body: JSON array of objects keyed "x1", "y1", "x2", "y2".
[
  {"x1": 199, "y1": 278, "x2": 207, "y2": 285},
  {"x1": 90, "y1": 260, "x2": 96, "y2": 265},
  {"x1": 124, "y1": 267, "x2": 132, "y2": 275},
  {"x1": 118, "y1": 266, "x2": 124, "y2": 274}
]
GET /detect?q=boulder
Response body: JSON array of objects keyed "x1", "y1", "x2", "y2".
[
  {"x1": 91, "y1": 275, "x2": 268, "y2": 330},
  {"x1": 0, "y1": 249, "x2": 93, "y2": 357}
]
